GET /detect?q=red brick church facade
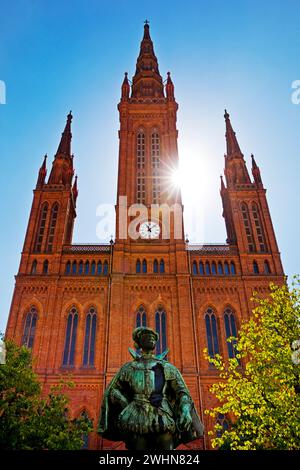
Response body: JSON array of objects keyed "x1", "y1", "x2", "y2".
[{"x1": 5, "y1": 23, "x2": 284, "y2": 449}]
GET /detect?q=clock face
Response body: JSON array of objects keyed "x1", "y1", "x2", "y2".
[{"x1": 139, "y1": 221, "x2": 160, "y2": 239}]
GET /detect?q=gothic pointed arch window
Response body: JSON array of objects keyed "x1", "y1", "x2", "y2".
[
  {"x1": 31, "y1": 259, "x2": 37, "y2": 274},
  {"x1": 205, "y1": 261, "x2": 211, "y2": 275},
  {"x1": 43, "y1": 259, "x2": 49, "y2": 274},
  {"x1": 34, "y1": 202, "x2": 48, "y2": 252},
  {"x1": 97, "y1": 260, "x2": 102, "y2": 275},
  {"x1": 205, "y1": 307, "x2": 220, "y2": 358},
  {"x1": 155, "y1": 306, "x2": 167, "y2": 355},
  {"x1": 136, "y1": 130, "x2": 146, "y2": 204},
  {"x1": 264, "y1": 260, "x2": 271, "y2": 274},
  {"x1": 241, "y1": 202, "x2": 255, "y2": 252},
  {"x1": 159, "y1": 259, "x2": 165, "y2": 273},
  {"x1": 153, "y1": 259, "x2": 158, "y2": 273},
  {"x1": 103, "y1": 260, "x2": 108, "y2": 275},
  {"x1": 78, "y1": 410, "x2": 92, "y2": 450},
  {"x1": 253, "y1": 260, "x2": 259, "y2": 274},
  {"x1": 142, "y1": 259, "x2": 147, "y2": 273},
  {"x1": 46, "y1": 202, "x2": 59, "y2": 252},
  {"x1": 62, "y1": 307, "x2": 78, "y2": 366},
  {"x1": 151, "y1": 130, "x2": 160, "y2": 203},
  {"x1": 91, "y1": 260, "x2": 96, "y2": 275},
  {"x1": 84, "y1": 261, "x2": 90, "y2": 275},
  {"x1": 218, "y1": 262, "x2": 223, "y2": 275},
  {"x1": 65, "y1": 260, "x2": 71, "y2": 274},
  {"x1": 72, "y1": 260, "x2": 77, "y2": 275},
  {"x1": 136, "y1": 259, "x2": 141, "y2": 273},
  {"x1": 83, "y1": 307, "x2": 97, "y2": 367},
  {"x1": 199, "y1": 261, "x2": 204, "y2": 275},
  {"x1": 78, "y1": 260, "x2": 84, "y2": 274},
  {"x1": 216, "y1": 413, "x2": 230, "y2": 438},
  {"x1": 230, "y1": 261, "x2": 236, "y2": 275},
  {"x1": 224, "y1": 307, "x2": 238, "y2": 359},
  {"x1": 252, "y1": 202, "x2": 267, "y2": 252},
  {"x1": 22, "y1": 306, "x2": 38, "y2": 348},
  {"x1": 211, "y1": 262, "x2": 217, "y2": 275},
  {"x1": 192, "y1": 261, "x2": 198, "y2": 275},
  {"x1": 136, "y1": 305, "x2": 147, "y2": 327},
  {"x1": 224, "y1": 261, "x2": 230, "y2": 275}
]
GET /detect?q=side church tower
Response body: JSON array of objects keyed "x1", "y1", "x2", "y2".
[
  {"x1": 22, "y1": 111, "x2": 77, "y2": 262},
  {"x1": 5, "y1": 23, "x2": 284, "y2": 450},
  {"x1": 220, "y1": 110, "x2": 283, "y2": 277}
]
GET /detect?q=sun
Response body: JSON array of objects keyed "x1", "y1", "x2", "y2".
[{"x1": 171, "y1": 168, "x2": 182, "y2": 188}]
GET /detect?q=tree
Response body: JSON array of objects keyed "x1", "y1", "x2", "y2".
[
  {"x1": 205, "y1": 279, "x2": 300, "y2": 450},
  {"x1": 0, "y1": 340, "x2": 93, "y2": 450}
]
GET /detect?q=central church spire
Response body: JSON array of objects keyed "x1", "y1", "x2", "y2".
[
  {"x1": 48, "y1": 112, "x2": 74, "y2": 187},
  {"x1": 131, "y1": 22, "x2": 165, "y2": 101}
]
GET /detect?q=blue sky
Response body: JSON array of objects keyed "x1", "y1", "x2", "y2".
[{"x1": 0, "y1": 0, "x2": 299, "y2": 332}]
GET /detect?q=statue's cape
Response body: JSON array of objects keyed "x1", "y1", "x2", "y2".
[
  {"x1": 98, "y1": 363, "x2": 131, "y2": 442},
  {"x1": 98, "y1": 356, "x2": 204, "y2": 446}
]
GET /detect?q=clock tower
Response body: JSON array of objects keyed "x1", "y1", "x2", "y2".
[{"x1": 115, "y1": 21, "x2": 184, "y2": 246}]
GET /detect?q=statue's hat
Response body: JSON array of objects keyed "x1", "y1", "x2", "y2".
[{"x1": 132, "y1": 326, "x2": 159, "y2": 347}]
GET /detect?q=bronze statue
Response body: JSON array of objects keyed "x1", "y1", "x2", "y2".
[{"x1": 98, "y1": 327, "x2": 204, "y2": 450}]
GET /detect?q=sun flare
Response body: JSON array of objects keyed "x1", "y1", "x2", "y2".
[{"x1": 171, "y1": 168, "x2": 182, "y2": 188}]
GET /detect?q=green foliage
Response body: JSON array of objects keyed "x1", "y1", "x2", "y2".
[
  {"x1": 205, "y1": 279, "x2": 300, "y2": 450},
  {"x1": 0, "y1": 340, "x2": 93, "y2": 450}
]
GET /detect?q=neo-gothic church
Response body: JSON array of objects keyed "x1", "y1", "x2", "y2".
[{"x1": 6, "y1": 23, "x2": 284, "y2": 449}]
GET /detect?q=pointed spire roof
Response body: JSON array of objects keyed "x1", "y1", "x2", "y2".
[
  {"x1": 56, "y1": 111, "x2": 72, "y2": 157},
  {"x1": 36, "y1": 154, "x2": 47, "y2": 188},
  {"x1": 251, "y1": 153, "x2": 258, "y2": 169},
  {"x1": 123, "y1": 72, "x2": 129, "y2": 85},
  {"x1": 41, "y1": 154, "x2": 47, "y2": 171},
  {"x1": 220, "y1": 174, "x2": 226, "y2": 191},
  {"x1": 131, "y1": 21, "x2": 164, "y2": 101},
  {"x1": 251, "y1": 153, "x2": 263, "y2": 187},
  {"x1": 137, "y1": 21, "x2": 157, "y2": 69},
  {"x1": 166, "y1": 71, "x2": 175, "y2": 101},
  {"x1": 48, "y1": 112, "x2": 75, "y2": 187},
  {"x1": 121, "y1": 72, "x2": 130, "y2": 101},
  {"x1": 223, "y1": 110, "x2": 251, "y2": 186},
  {"x1": 224, "y1": 110, "x2": 242, "y2": 158}
]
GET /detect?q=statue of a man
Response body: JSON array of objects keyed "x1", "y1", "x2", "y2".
[{"x1": 98, "y1": 327, "x2": 204, "y2": 450}]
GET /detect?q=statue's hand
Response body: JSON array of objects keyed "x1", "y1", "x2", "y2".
[{"x1": 178, "y1": 405, "x2": 192, "y2": 431}]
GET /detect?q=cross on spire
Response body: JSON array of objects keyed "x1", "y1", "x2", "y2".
[{"x1": 144, "y1": 19, "x2": 149, "y2": 25}]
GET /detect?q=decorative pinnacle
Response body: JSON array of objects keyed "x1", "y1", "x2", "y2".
[
  {"x1": 251, "y1": 153, "x2": 258, "y2": 168},
  {"x1": 220, "y1": 175, "x2": 226, "y2": 190}
]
